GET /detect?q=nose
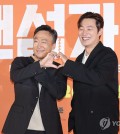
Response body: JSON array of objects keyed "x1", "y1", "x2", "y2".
[
  {"x1": 82, "y1": 29, "x2": 88, "y2": 35},
  {"x1": 37, "y1": 42, "x2": 42, "y2": 48},
  {"x1": 79, "y1": 29, "x2": 87, "y2": 36}
]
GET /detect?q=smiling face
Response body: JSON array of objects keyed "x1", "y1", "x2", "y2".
[
  {"x1": 78, "y1": 18, "x2": 103, "y2": 49},
  {"x1": 33, "y1": 30, "x2": 55, "y2": 60}
]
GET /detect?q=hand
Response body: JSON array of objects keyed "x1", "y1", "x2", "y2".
[
  {"x1": 40, "y1": 51, "x2": 58, "y2": 68},
  {"x1": 57, "y1": 52, "x2": 68, "y2": 68}
]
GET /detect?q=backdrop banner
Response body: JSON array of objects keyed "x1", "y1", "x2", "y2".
[{"x1": 0, "y1": 0, "x2": 120, "y2": 134}]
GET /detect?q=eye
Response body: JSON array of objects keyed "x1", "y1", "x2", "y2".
[
  {"x1": 41, "y1": 41, "x2": 47, "y2": 43},
  {"x1": 34, "y1": 40, "x2": 38, "y2": 44},
  {"x1": 87, "y1": 28, "x2": 93, "y2": 31},
  {"x1": 41, "y1": 41, "x2": 48, "y2": 45},
  {"x1": 79, "y1": 27, "x2": 84, "y2": 31}
]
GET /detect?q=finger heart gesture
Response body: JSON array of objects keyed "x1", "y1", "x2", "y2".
[{"x1": 40, "y1": 51, "x2": 68, "y2": 69}]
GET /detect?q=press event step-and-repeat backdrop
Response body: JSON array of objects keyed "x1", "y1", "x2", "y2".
[{"x1": 0, "y1": 0, "x2": 120, "y2": 134}]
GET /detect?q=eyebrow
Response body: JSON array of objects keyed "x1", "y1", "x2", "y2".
[
  {"x1": 33, "y1": 37, "x2": 38, "y2": 40},
  {"x1": 87, "y1": 26, "x2": 94, "y2": 28},
  {"x1": 41, "y1": 39, "x2": 48, "y2": 41},
  {"x1": 80, "y1": 25, "x2": 94, "y2": 28},
  {"x1": 33, "y1": 37, "x2": 48, "y2": 41}
]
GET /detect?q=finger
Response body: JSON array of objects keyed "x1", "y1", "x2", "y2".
[
  {"x1": 57, "y1": 52, "x2": 60, "y2": 57},
  {"x1": 46, "y1": 53, "x2": 55, "y2": 60},
  {"x1": 57, "y1": 64, "x2": 64, "y2": 69},
  {"x1": 50, "y1": 64, "x2": 58, "y2": 69},
  {"x1": 58, "y1": 52, "x2": 65, "y2": 58},
  {"x1": 58, "y1": 52, "x2": 62, "y2": 56},
  {"x1": 51, "y1": 51, "x2": 57, "y2": 56},
  {"x1": 48, "y1": 53, "x2": 56, "y2": 58}
]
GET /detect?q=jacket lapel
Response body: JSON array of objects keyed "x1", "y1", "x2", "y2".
[
  {"x1": 84, "y1": 41, "x2": 104, "y2": 67},
  {"x1": 76, "y1": 51, "x2": 84, "y2": 63},
  {"x1": 28, "y1": 56, "x2": 39, "y2": 93}
]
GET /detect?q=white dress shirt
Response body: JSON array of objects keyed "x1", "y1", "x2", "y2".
[
  {"x1": 28, "y1": 83, "x2": 45, "y2": 130},
  {"x1": 82, "y1": 51, "x2": 89, "y2": 64}
]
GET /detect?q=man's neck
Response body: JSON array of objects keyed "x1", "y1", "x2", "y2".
[
  {"x1": 85, "y1": 41, "x2": 99, "y2": 55},
  {"x1": 32, "y1": 55, "x2": 40, "y2": 61}
]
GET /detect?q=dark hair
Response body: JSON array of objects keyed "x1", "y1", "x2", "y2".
[
  {"x1": 34, "y1": 25, "x2": 58, "y2": 44},
  {"x1": 77, "y1": 12, "x2": 104, "y2": 32}
]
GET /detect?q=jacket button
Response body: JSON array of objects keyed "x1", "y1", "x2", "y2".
[{"x1": 90, "y1": 110, "x2": 94, "y2": 114}]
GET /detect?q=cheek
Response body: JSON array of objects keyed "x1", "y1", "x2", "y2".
[
  {"x1": 46, "y1": 48, "x2": 52, "y2": 53},
  {"x1": 33, "y1": 44, "x2": 36, "y2": 48},
  {"x1": 33, "y1": 46, "x2": 36, "y2": 52},
  {"x1": 78, "y1": 35, "x2": 82, "y2": 41},
  {"x1": 47, "y1": 45, "x2": 53, "y2": 51},
  {"x1": 78, "y1": 31, "x2": 81, "y2": 36},
  {"x1": 78, "y1": 32, "x2": 83, "y2": 39}
]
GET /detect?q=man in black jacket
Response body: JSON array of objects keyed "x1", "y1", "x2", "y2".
[
  {"x1": 58, "y1": 12, "x2": 119, "y2": 134},
  {"x1": 2, "y1": 25, "x2": 67, "y2": 134}
]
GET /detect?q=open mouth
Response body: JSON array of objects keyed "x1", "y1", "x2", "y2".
[
  {"x1": 82, "y1": 37, "x2": 90, "y2": 41},
  {"x1": 36, "y1": 49, "x2": 45, "y2": 53}
]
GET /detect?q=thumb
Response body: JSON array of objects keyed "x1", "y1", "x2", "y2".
[
  {"x1": 57, "y1": 64, "x2": 64, "y2": 69},
  {"x1": 50, "y1": 64, "x2": 58, "y2": 69}
]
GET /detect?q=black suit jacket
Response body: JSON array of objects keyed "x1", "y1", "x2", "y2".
[
  {"x1": 2, "y1": 56, "x2": 67, "y2": 134},
  {"x1": 62, "y1": 41, "x2": 119, "y2": 134}
]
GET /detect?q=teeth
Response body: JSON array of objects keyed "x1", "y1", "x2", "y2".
[
  {"x1": 82, "y1": 37, "x2": 90, "y2": 40},
  {"x1": 37, "y1": 50, "x2": 44, "y2": 53}
]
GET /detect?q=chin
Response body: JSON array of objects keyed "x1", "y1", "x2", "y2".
[
  {"x1": 82, "y1": 43, "x2": 89, "y2": 47},
  {"x1": 82, "y1": 41, "x2": 91, "y2": 46},
  {"x1": 37, "y1": 55, "x2": 47, "y2": 60}
]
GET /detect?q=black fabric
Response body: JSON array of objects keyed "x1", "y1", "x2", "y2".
[
  {"x1": 2, "y1": 57, "x2": 67, "y2": 134},
  {"x1": 25, "y1": 130, "x2": 46, "y2": 134},
  {"x1": 62, "y1": 41, "x2": 119, "y2": 134}
]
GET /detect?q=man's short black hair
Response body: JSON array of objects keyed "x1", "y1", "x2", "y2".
[
  {"x1": 77, "y1": 12, "x2": 104, "y2": 32},
  {"x1": 34, "y1": 25, "x2": 58, "y2": 44}
]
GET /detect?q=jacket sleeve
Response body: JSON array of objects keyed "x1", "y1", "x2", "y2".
[
  {"x1": 34, "y1": 67, "x2": 67, "y2": 100},
  {"x1": 10, "y1": 57, "x2": 44, "y2": 83},
  {"x1": 62, "y1": 52, "x2": 118, "y2": 86}
]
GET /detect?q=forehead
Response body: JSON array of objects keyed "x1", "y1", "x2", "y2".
[
  {"x1": 80, "y1": 18, "x2": 96, "y2": 27},
  {"x1": 34, "y1": 30, "x2": 53, "y2": 41}
]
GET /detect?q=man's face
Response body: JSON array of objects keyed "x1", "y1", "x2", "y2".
[
  {"x1": 33, "y1": 30, "x2": 55, "y2": 60},
  {"x1": 78, "y1": 18, "x2": 103, "y2": 48}
]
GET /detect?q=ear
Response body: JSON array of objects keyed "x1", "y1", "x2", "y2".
[
  {"x1": 98, "y1": 28, "x2": 103, "y2": 36},
  {"x1": 52, "y1": 43, "x2": 56, "y2": 50}
]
